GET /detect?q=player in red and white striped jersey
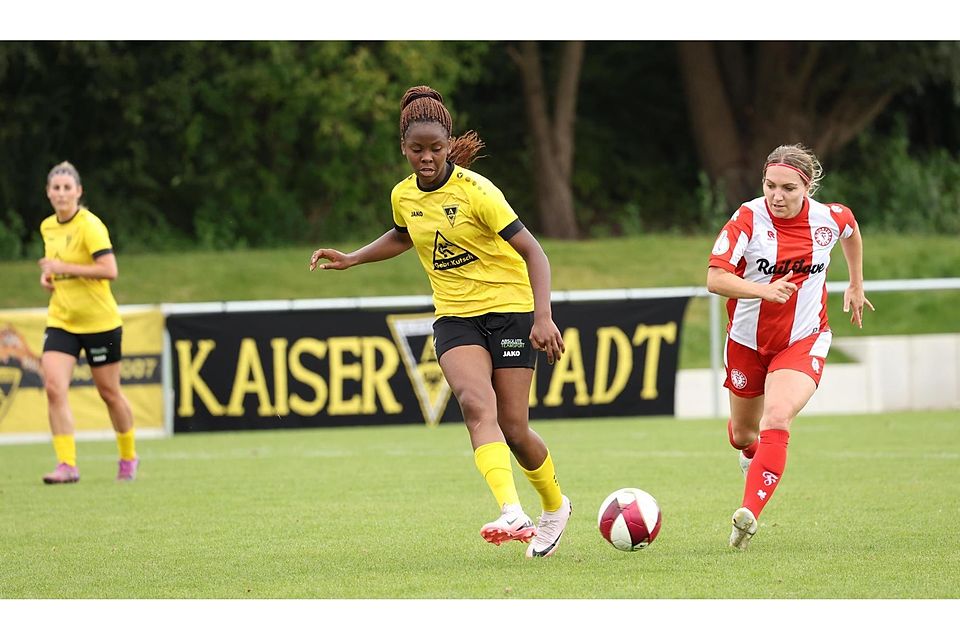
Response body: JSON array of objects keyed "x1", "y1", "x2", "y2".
[{"x1": 706, "y1": 144, "x2": 874, "y2": 550}]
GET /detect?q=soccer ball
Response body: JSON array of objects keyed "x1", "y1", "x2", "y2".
[{"x1": 597, "y1": 487, "x2": 662, "y2": 551}]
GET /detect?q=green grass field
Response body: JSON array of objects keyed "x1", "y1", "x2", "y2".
[{"x1": 2, "y1": 410, "x2": 957, "y2": 599}]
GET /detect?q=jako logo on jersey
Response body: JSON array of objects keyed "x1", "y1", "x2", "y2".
[
  {"x1": 762, "y1": 471, "x2": 779, "y2": 486},
  {"x1": 501, "y1": 338, "x2": 524, "y2": 349},
  {"x1": 814, "y1": 226, "x2": 834, "y2": 246},
  {"x1": 755, "y1": 258, "x2": 825, "y2": 276},
  {"x1": 410, "y1": 210, "x2": 423, "y2": 217},
  {"x1": 502, "y1": 350, "x2": 520, "y2": 357},
  {"x1": 730, "y1": 369, "x2": 748, "y2": 390},
  {"x1": 767, "y1": 230, "x2": 776, "y2": 240}
]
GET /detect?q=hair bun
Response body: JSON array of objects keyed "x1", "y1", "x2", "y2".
[{"x1": 401, "y1": 85, "x2": 443, "y2": 110}]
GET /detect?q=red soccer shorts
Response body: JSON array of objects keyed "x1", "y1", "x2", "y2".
[{"x1": 723, "y1": 332, "x2": 830, "y2": 398}]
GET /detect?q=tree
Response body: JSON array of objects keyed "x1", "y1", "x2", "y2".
[
  {"x1": 676, "y1": 41, "x2": 960, "y2": 207},
  {"x1": 0, "y1": 42, "x2": 490, "y2": 254},
  {"x1": 508, "y1": 41, "x2": 584, "y2": 239}
]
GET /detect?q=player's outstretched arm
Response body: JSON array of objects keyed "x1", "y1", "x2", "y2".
[
  {"x1": 310, "y1": 228, "x2": 413, "y2": 272},
  {"x1": 839, "y1": 224, "x2": 874, "y2": 328}
]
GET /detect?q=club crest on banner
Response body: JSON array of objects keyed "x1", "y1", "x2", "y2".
[
  {"x1": 386, "y1": 313, "x2": 452, "y2": 427},
  {"x1": 0, "y1": 324, "x2": 42, "y2": 425}
]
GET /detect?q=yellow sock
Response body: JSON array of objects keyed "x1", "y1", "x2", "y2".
[
  {"x1": 521, "y1": 451, "x2": 563, "y2": 512},
  {"x1": 473, "y1": 442, "x2": 520, "y2": 509},
  {"x1": 52, "y1": 434, "x2": 77, "y2": 467},
  {"x1": 116, "y1": 429, "x2": 137, "y2": 461}
]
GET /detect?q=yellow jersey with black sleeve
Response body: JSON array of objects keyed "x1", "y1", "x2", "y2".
[
  {"x1": 391, "y1": 163, "x2": 534, "y2": 318},
  {"x1": 40, "y1": 208, "x2": 122, "y2": 333}
]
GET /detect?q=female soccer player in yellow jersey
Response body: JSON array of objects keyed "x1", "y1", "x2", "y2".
[
  {"x1": 310, "y1": 85, "x2": 571, "y2": 558},
  {"x1": 37, "y1": 161, "x2": 138, "y2": 483}
]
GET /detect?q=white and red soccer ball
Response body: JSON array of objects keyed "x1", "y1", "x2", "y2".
[{"x1": 597, "y1": 488, "x2": 662, "y2": 551}]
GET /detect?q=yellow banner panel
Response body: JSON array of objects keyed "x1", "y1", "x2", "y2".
[{"x1": 0, "y1": 307, "x2": 163, "y2": 435}]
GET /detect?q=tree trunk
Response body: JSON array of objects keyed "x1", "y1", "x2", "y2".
[
  {"x1": 676, "y1": 41, "x2": 752, "y2": 206},
  {"x1": 510, "y1": 41, "x2": 583, "y2": 239},
  {"x1": 677, "y1": 41, "x2": 900, "y2": 208}
]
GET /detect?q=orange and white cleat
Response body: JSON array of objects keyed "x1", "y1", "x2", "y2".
[{"x1": 480, "y1": 504, "x2": 536, "y2": 546}]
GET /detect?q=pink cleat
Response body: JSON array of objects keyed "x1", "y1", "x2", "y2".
[
  {"x1": 480, "y1": 504, "x2": 536, "y2": 546},
  {"x1": 42, "y1": 463, "x2": 80, "y2": 485},
  {"x1": 117, "y1": 457, "x2": 139, "y2": 481}
]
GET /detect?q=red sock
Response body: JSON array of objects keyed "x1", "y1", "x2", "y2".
[
  {"x1": 742, "y1": 428, "x2": 790, "y2": 517},
  {"x1": 728, "y1": 420, "x2": 759, "y2": 459}
]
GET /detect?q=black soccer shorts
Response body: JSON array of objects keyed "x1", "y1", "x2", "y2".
[
  {"x1": 433, "y1": 312, "x2": 537, "y2": 369},
  {"x1": 43, "y1": 326, "x2": 123, "y2": 367}
]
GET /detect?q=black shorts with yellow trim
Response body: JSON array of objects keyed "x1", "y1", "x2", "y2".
[
  {"x1": 433, "y1": 312, "x2": 536, "y2": 369},
  {"x1": 43, "y1": 326, "x2": 123, "y2": 367}
]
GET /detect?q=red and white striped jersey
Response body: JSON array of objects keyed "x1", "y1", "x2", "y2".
[{"x1": 708, "y1": 196, "x2": 857, "y2": 354}]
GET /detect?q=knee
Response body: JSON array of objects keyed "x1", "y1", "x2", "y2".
[
  {"x1": 501, "y1": 424, "x2": 526, "y2": 450},
  {"x1": 43, "y1": 378, "x2": 69, "y2": 404},
  {"x1": 727, "y1": 420, "x2": 757, "y2": 449},
  {"x1": 96, "y1": 384, "x2": 123, "y2": 406},
  {"x1": 761, "y1": 405, "x2": 795, "y2": 431},
  {"x1": 454, "y1": 387, "x2": 494, "y2": 427}
]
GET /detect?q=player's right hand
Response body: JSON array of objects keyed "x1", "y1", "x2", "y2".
[
  {"x1": 763, "y1": 270, "x2": 797, "y2": 304},
  {"x1": 309, "y1": 248, "x2": 351, "y2": 271},
  {"x1": 40, "y1": 271, "x2": 55, "y2": 291}
]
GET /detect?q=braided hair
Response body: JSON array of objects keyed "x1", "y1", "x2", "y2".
[{"x1": 399, "y1": 85, "x2": 485, "y2": 169}]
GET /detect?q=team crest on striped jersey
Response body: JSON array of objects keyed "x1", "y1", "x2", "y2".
[
  {"x1": 814, "y1": 227, "x2": 833, "y2": 246},
  {"x1": 385, "y1": 313, "x2": 452, "y2": 427}
]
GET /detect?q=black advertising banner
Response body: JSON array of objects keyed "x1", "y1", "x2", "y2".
[{"x1": 167, "y1": 297, "x2": 689, "y2": 433}]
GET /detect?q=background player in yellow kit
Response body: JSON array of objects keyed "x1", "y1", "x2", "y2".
[
  {"x1": 38, "y1": 161, "x2": 138, "y2": 483},
  {"x1": 310, "y1": 86, "x2": 570, "y2": 557}
]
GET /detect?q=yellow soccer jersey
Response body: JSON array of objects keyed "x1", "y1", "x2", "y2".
[
  {"x1": 391, "y1": 164, "x2": 534, "y2": 318},
  {"x1": 40, "y1": 208, "x2": 122, "y2": 333}
]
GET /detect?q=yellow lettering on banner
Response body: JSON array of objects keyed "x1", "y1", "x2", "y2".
[
  {"x1": 592, "y1": 327, "x2": 633, "y2": 404},
  {"x1": 632, "y1": 322, "x2": 677, "y2": 400},
  {"x1": 328, "y1": 337, "x2": 362, "y2": 415},
  {"x1": 227, "y1": 338, "x2": 275, "y2": 416},
  {"x1": 543, "y1": 328, "x2": 590, "y2": 407},
  {"x1": 272, "y1": 338, "x2": 289, "y2": 416},
  {"x1": 289, "y1": 338, "x2": 328, "y2": 416},
  {"x1": 361, "y1": 337, "x2": 402, "y2": 414},
  {"x1": 176, "y1": 339, "x2": 225, "y2": 417}
]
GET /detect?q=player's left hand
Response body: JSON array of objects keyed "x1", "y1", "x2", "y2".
[
  {"x1": 37, "y1": 257, "x2": 66, "y2": 275},
  {"x1": 843, "y1": 285, "x2": 875, "y2": 329},
  {"x1": 531, "y1": 318, "x2": 564, "y2": 365}
]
